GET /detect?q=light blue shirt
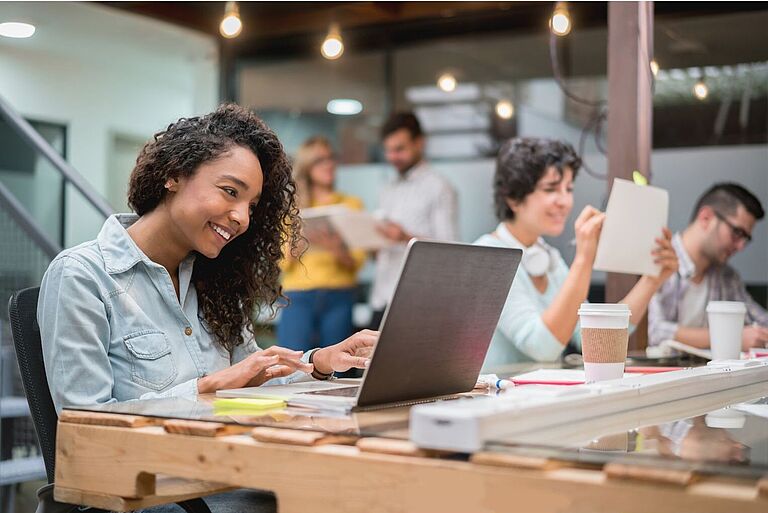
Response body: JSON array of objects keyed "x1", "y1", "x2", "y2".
[
  {"x1": 474, "y1": 225, "x2": 580, "y2": 368},
  {"x1": 39, "y1": 214, "x2": 311, "y2": 414}
]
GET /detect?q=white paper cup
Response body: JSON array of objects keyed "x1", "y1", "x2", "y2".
[
  {"x1": 578, "y1": 304, "x2": 631, "y2": 382},
  {"x1": 706, "y1": 301, "x2": 746, "y2": 361},
  {"x1": 704, "y1": 408, "x2": 747, "y2": 429}
]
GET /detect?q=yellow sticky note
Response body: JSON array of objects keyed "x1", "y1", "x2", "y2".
[
  {"x1": 632, "y1": 170, "x2": 648, "y2": 186},
  {"x1": 213, "y1": 397, "x2": 286, "y2": 411}
]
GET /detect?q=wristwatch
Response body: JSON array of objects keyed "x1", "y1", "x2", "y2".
[{"x1": 308, "y1": 349, "x2": 334, "y2": 380}]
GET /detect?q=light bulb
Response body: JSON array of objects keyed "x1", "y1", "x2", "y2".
[
  {"x1": 327, "y1": 99, "x2": 363, "y2": 115},
  {"x1": 693, "y1": 80, "x2": 708, "y2": 100},
  {"x1": 650, "y1": 59, "x2": 659, "y2": 77},
  {"x1": 550, "y1": 2, "x2": 571, "y2": 36},
  {"x1": 495, "y1": 100, "x2": 514, "y2": 120},
  {"x1": 321, "y1": 23, "x2": 344, "y2": 60},
  {"x1": 437, "y1": 73, "x2": 457, "y2": 93},
  {"x1": 220, "y1": 2, "x2": 242, "y2": 38},
  {"x1": 0, "y1": 22, "x2": 36, "y2": 39}
]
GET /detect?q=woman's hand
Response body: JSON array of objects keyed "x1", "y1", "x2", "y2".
[
  {"x1": 197, "y1": 346, "x2": 313, "y2": 394},
  {"x1": 307, "y1": 224, "x2": 356, "y2": 268},
  {"x1": 649, "y1": 227, "x2": 679, "y2": 285},
  {"x1": 312, "y1": 330, "x2": 379, "y2": 375},
  {"x1": 306, "y1": 223, "x2": 338, "y2": 250},
  {"x1": 573, "y1": 205, "x2": 605, "y2": 264}
]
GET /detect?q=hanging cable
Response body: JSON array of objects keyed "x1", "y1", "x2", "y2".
[{"x1": 548, "y1": 30, "x2": 605, "y2": 108}]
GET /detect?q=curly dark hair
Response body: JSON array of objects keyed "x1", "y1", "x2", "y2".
[
  {"x1": 494, "y1": 137, "x2": 582, "y2": 221},
  {"x1": 128, "y1": 104, "x2": 302, "y2": 351}
]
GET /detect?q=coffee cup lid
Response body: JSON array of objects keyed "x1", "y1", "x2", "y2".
[
  {"x1": 706, "y1": 301, "x2": 746, "y2": 314},
  {"x1": 578, "y1": 303, "x2": 631, "y2": 316}
]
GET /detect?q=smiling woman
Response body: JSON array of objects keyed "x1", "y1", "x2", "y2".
[
  {"x1": 474, "y1": 137, "x2": 679, "y2": 368},
  {"x1": 125, "y1": 105, "x2": 297, "y2": 353},
  {"x1": 37, "y1": 104, "x2": 378, "y2": 418}
]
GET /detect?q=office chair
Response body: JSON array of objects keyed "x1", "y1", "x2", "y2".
[{"x1": 9, "y1": 287, "x2": 212, "y2": 513}]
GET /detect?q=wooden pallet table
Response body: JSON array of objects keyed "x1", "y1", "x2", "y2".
[{"x1": 54, "y1": 409, "x2": 768, "y2": 513}]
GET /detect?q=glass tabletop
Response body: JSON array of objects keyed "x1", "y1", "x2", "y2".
[
  {"x1": 65, "y1": 358, "x2": 767, "y2": 478},
  {"x1": 67, "y1": 393, "x2": 414, "y2": 440},
  {"x1": 483, "y1": 382, "x2": 768, "y2": 479}
]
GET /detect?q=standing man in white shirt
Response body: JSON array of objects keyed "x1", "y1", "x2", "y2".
[{"x1": 369, "y1": 112, "x2": 459, "y2": 328}]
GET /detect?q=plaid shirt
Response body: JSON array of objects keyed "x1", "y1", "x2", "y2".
[{"x1": 648, "y1": 232, "x2": 768, "y2": 346}]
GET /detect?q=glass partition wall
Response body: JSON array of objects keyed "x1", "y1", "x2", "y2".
[{"x1": 236, "y1": 7, "x2": 768, "y2": 293}]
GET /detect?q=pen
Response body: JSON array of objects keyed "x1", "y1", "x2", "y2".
[{"x1": 475, "y1": 374, "x2": 515, "y2": 390}]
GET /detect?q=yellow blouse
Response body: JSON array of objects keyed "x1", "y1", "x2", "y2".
[{"x1": 281, "y1": 193, "x2": 368, "y2": 291}]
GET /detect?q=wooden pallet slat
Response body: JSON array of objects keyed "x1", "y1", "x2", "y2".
[
  {"x1": 471, "y1": 451, "x2": 565, "y2": 471},
  {"x1": 163, "y1": 419, "x2": 252, "y2": 437},
  {"x1": 604, "y1": 462, "x2": 699, "y2": 487},
  {"x1": 60, "y1": 410, "x2": 163, "y2": 428},
  {"x1": 251, "y1": 426, "x2": 357, "y2": 446}
]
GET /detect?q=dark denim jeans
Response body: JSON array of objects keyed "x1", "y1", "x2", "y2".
[
  {"x1": 276, "y1": 288, "x2": 356, "y2": 351},
  {"x1": 135, "y1": 489, "x2": 276, "y2": 513}
]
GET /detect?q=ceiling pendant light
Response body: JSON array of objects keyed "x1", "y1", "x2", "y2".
[
  {"x1": 437, "y1": 72, "x2": 457, "y2": 93},
  {"x1": 220, "y1": 1, "x2": 242, "y2": 39},
  {"x1": 495, "y1": 99, "x2": 515, "y2": 120},
  {"x1": 693, "y1": 79, "x2": 708, "y2": 101},
  {"x1": 321, "y1": 23, "x2": 344, "y2": 60},
  {"x1": 650, "y1": 59, "x2": 659, "y2": 77},
  {"x1": 549, "y1": 2, "x2": 571, "y2": 36}
]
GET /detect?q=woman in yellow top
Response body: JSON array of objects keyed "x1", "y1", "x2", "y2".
[{"x1": 278, "y1": 136, "x2": 367, "y2": 351}]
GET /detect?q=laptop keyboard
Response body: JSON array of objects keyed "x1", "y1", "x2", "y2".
[{"x1": 300, "y1": 386, "x2": 360, "y2": 397}]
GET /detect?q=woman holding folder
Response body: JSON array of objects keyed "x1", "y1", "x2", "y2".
[
  {"x1": 474, "y1": 137, "x2": 679, "y2": 368},
  {"x1": 278, "y1": 136, "x2": 367, "y2": 352}
]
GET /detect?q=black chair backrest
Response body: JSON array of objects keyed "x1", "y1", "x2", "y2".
[
  {"x1": 8, "y1": 287, "x2": 56, "y2": 484},
  {"x1": 8, "y1": 287, "x2": 213, "y2": 513}
]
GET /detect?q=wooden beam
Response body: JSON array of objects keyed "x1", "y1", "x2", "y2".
[
  {"x1": 244, "y1": 2, "x2": 511, "y2": 39},
  {"x1": 606, "y1": 1, "x2": 654, "y2": 350}
]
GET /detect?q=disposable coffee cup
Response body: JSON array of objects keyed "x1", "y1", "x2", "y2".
[
  {"x1": 706, "y1": 301, "x2": 746, "y2": 361},
  {"x1": 578, "y1": 303, "x2": 631, "y2": 382},
  {"x1": 704, "y1": 408, "x2": 747, "y2": 429}
]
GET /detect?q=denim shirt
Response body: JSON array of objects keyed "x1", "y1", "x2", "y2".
[{"x1": 39, "y1": 214, "x2": 311, "y2": 414}]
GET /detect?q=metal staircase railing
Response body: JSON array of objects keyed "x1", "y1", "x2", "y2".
[{"x1": 0, "y1": 94, "x2": 113, "y2": 508}]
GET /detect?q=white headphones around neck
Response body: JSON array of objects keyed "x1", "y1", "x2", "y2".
[
  {"x1": 521, "y1": 242, "x2": 558, "y2": 277},
  {"x1": 495, "y1": 223, "x2": 558, "y2": 277}
]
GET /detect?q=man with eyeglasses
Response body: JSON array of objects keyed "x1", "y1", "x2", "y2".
[{"x1": 648, "y1": 183, "x2": 768, "y2": 350}]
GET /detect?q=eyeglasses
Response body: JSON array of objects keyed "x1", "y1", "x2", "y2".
[{"x1": 713, "y1": 211, "x2": 752, "y2": 244}]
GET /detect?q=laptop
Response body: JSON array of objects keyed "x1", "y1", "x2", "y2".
[{"x1": 217, "y1": 240, "x2": 522, "y2": 411}]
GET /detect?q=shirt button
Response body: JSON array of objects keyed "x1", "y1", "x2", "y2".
[{"x1": 184, "y1": 327, "x2": 193, "y2": 336}]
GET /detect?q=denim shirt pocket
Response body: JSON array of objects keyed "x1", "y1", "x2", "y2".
[{"x1": 123, "y1": 329, "x2": 178, "y2": 390}]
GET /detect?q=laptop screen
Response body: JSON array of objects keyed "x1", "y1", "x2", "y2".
[{"x1": 355, "y1": 240, "x2": 522, "y2": 408}]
